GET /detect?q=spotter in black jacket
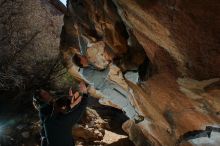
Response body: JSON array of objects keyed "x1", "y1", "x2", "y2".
[{"x1": 39, "y1": 94, "x2": 88, "y2": 146}]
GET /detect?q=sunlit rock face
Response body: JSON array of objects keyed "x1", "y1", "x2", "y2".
[{"x1": 60, "y1": 0, "x2": 220, "y2": 145}]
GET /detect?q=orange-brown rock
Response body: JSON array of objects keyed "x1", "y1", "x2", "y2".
[{"x1": 60, "y1": 0, "x2": 220, "y2": 145}]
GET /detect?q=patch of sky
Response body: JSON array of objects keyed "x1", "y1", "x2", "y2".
[{"x1": 60, "y1": 0, "x2": 67, "y2": 6}]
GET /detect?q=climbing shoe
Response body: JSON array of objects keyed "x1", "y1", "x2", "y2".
[{"x1": 134, "y1": 115, "x2": 145, "y2": 124}]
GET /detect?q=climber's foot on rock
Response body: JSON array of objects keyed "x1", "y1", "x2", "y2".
[{"x1": 134, "y1": 115, "x2": 145, "y2": 124}]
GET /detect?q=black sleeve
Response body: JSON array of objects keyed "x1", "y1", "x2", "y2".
[
  {"x1": 64, "y1": 94, "x2": 88, "y2": 125},
  {"x1": 39, "y1": 104, "x2": 53, "y2": 122}
]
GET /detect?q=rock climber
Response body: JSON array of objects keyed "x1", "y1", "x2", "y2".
[{"x1": 72, "y1": 54, "x2": 144, "y2": 123}]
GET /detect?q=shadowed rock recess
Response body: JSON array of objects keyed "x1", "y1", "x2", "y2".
[{"x1": 60, "y1": 0, "x2": 220, "y2": 146}]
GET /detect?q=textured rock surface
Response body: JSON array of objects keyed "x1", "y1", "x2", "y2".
[
  {"x1": 60, "y1": 0, "x2": 220, "y2": 145},
  {"x1": 0, "y1": 0, "x2": 133, "y2": 145},
  {"x1": 0, "y1": 0, "x2": 63, "y2": 90}
]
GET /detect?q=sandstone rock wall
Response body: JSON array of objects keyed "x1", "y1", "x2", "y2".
[{"x1": 60, "y1": 0, "x2": 220, "y2": 145}]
